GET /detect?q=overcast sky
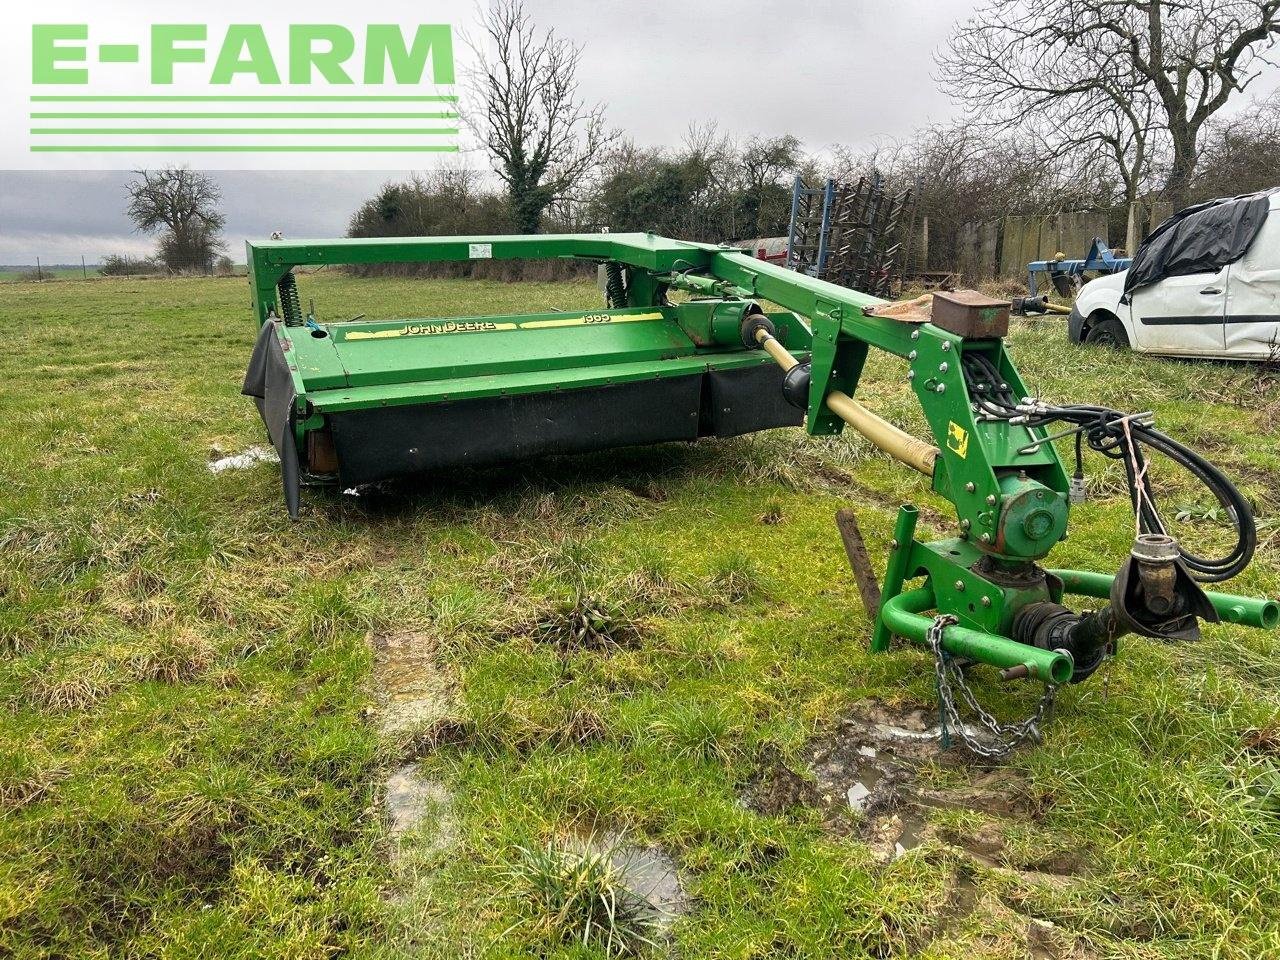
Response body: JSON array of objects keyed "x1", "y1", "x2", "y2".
[{"x1": 1, "y1": 0, "x2": 1275, "y2": 264}]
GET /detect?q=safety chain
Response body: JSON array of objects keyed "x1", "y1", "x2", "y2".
[{"x1": 927, "y1": 615, "x2": 1059, "y2": 759}]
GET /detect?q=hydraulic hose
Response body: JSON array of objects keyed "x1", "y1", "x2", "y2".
[{"x1": 962, "y1": 352, "x2": 1256, "y2": 582}]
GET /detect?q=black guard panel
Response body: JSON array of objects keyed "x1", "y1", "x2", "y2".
[
  {"x1": 242, "y1": 321, "x2": 303, "y2": 518},
  {"x1": 328, "y1": 375, "x2": 703, "y2": 487},
  {"x1": 325, "y1": 364, "x2": 804, "y2": 489},
  {"x1": 702, "y1": 362, "x2": 805, "y2": 438}
]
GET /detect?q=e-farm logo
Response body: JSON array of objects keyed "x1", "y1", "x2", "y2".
[{"x1": 3, "y1": 3, "x2": 471, "y2": 169}]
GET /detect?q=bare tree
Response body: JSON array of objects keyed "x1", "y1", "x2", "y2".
[
  {"x1": 939, "y1": 0, "x2": 1280, "y2": 208},
  {"x1": 1195, "y1": 92, "x2": 1280, "y2": 197},
  {"x1": 466, "y1": 0, "x2": 615, "y2": 234},
  {"x1": 125, "y1": 168, "x2": 225, "y2": 273},
  {"x1": 737, "y1": 134, "x2": 802, "y2": 236}
]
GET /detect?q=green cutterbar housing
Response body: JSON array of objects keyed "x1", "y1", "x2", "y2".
[
  {"x1": 243, "y1": 232, "x2": 1276, "y2": 685},
  {"x1": 243, "y1": 234, "x2": 814, "y2": 519}
]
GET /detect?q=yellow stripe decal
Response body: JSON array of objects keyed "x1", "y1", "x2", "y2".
[
  {"x1": 341, "y1": 312, "x2": 665, "y2": 341},
  {"x1": 519, "y1": 311, "x2": 664, "y2": 329},
  {"x1": 344, "y1": 320, "x2": 518, "y2": 341}
]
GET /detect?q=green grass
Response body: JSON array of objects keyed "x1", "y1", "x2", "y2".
[
  {"x1": 0, "y1": 267, "x2": 100, "y2": 281},
  {"x1": 1, "y1": 274, "x2": 1279, "y2": 958}
]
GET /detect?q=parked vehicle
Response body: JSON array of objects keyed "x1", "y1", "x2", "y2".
[{"x1": 1070, "y1": 190, "x2": 1279, "y2": 360}]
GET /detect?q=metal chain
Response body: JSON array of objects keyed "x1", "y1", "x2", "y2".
[{"x1": 927, "y1": 615, "x2": 1059, "y2": 760}]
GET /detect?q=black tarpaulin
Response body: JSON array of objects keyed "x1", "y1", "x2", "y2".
[
  {"x1": 1123, "y1": 190, "x2": 1274, "y2": 297},
  {"x1": 242, "y1": 321, "x2": 302, "y2": 518}
]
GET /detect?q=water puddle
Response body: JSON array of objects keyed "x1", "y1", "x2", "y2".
[
  {"x1": 373, "y1": 635, "x2": 460, "y2": 885},
  {"x1": 370, "y1": 631, "x2": 454, "y2": 738},
  {"x1": 207, "y1": 446, "x2": 278, "y2": 473},
  {"x1": 562, "y1": 824, "x2": 689, "y2": 934},
  {"x1": 746, "y1": 700, "x2": 1038, "y2": 863},
  {"x1": 745, "y1": 700, "x2": 1090, "y2": 955},
  {"x1": 384, "y1": 763, "x2": 452, "y2": 838}
]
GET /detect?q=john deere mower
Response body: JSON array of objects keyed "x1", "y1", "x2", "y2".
[{"x1": 242, "y1": 233, "x2": 1277, "y2": 749}]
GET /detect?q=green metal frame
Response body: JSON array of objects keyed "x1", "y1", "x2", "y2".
[{"x1": 245, "y1": 233, "x2": 1277, "y2": 683}]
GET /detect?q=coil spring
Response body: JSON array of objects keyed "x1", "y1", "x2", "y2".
[
  {"x1": 604, "y1": 261, "x2": 626, "y2": 307},
  {"x1": 277, "y1": 271, "x2": 303, "y2": 326}
]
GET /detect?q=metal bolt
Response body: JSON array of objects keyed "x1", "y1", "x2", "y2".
[
  {"x1": 908, "y1": 350, "x2": 918, "y2": 360},
  {"x1": 911, "y1": 330, "x2": 920, "y2": 340},
  {"x1": 935, "y1": 383, "x2": 946, "y2": 393},
  {"x1": 981, "y1": 532, "x2": 992, "y2": 543},
  {"x1": 981, "y1": 596, "x2": 992, "y2": 607},
  {"x1": 954, "y1": 580, "x2": 966, "y2": 592},
  {"x1": 908, "y1": 370, "x2": 916, "y2": 380},
  {"x1": 939, "y1": 361, "x2": 949, "y2": 373},
  {"x1": 986, "y1": 494, "x2": 997, "y2": 505},
  {"x1": 890, "y1": 539, "x2": 899, "y2": 549},
  {"x1": 964, "y1": 482, "x2": 976, "y2": 493},
  {"x1": 941, "y1": 341, "x2": 952, "y2": 352},
  {"x1": 961, "y1": 518, "x2": 971, "y2": 529}
]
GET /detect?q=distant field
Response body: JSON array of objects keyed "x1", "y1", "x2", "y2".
[
  {"x1": 1, "y1": 274, "x2": 1279, "y2": 959},
  {"x1": 0, "y1": 265, "x2": 249, "y2": 281},
  {"x1": 0, "y1": 265, "x2": 100, "y2": 281}
]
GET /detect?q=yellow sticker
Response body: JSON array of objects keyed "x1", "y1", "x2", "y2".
[
  {"x1": 519, "y1": 311, "x2": 664, "y2": 329},
  {"x1": 340, "y1": 312, "x2": 664, "y2": 341},
  {"x1": 345, "y1": 320, "x2": 517, "y2": 340},
  {"x1": 947, "y1": 421, "x2": 970, "y2": 459}
]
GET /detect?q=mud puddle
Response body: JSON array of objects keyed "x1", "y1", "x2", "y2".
[
  {"x1": 207, "y1": 445, "x2": 278, "y2": 473},
  {"x1": 371, "y1": 632, "x2": 460, "y2": 883},
  {"x1": 562, "y1": 823, "x2": 689, "y2": 935},
  {"x1": 748, "y1": 701, "x2": 1052, "y2": 857},
  {"x1": 745, "y1": 699, "x2": 1093, "y2": 956},
  {"x1": 370, "y1": 631, "x2": 455, "y2": 738}
]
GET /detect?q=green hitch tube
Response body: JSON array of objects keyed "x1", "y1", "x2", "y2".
[
  {"x1": 872, "y1": 505, "x2": 919, "y2": 652},
  {"x1": 880, "y1": 587, "x2": 1076, "y2": 684},
  {"x1": 1050, "y1": 569, "x2": 1280, "y2": 630}
]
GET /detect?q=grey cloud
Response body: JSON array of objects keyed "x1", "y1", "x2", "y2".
[{"x1": 2, "y1": 0, "x2": 1276, "y2": 264}]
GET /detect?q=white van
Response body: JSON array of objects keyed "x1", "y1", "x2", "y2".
[{"x1": 1070, "y1": 190, "x2": 1280, "y2": 360}]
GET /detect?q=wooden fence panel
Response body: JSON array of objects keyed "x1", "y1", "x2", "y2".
[
  {"x1": 1147, "y1": 202, "x2": 1174, "y2": 233},
  {"x1": 978, "y1": 222, "x2": 999, "y2": 281},
  {"x1": 1000, "y1": 216, "x2": 1027, "y2": 277},
  {"x1": 1038, "y1": 214, "x2": 1061, "y2": 261},
  {"x1": 956, "y1": 221, "x2": 979, "y2": 281}
]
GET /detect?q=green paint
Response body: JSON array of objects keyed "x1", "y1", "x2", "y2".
[
  {"x1": 210, "y1": 25, "x2": 281, "y2": 84},
  {"x1": 289, "y1": 24, "x2": 356, "y2": 84},
  {"x1": 31, "y1": 25, "x2": 88, "y2": 84},
  {"x1": 241, "y1": 233, "x2": 1278, "y2": 686},
  {"x1": 364, "y1": 24, "x2": 453, "y2": 84},
  {"x1": 97, "y1": 44, "x2": 139, "y2": 64},
  {"x1": 151, "y1": 24, "x2": 207, "y2": 84}
]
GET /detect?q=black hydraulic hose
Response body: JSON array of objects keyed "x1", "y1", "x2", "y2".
[{"x1": 960, "y1": 354, "x2": 1256, "y2": 583}]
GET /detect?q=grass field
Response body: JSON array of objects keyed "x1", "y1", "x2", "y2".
[
  {"x1": 0, "y1": 267, "x2": 100, "y2": 282},
  {"x1": 1, "y1": 273, "x2": 1279, "y2": 959}
]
